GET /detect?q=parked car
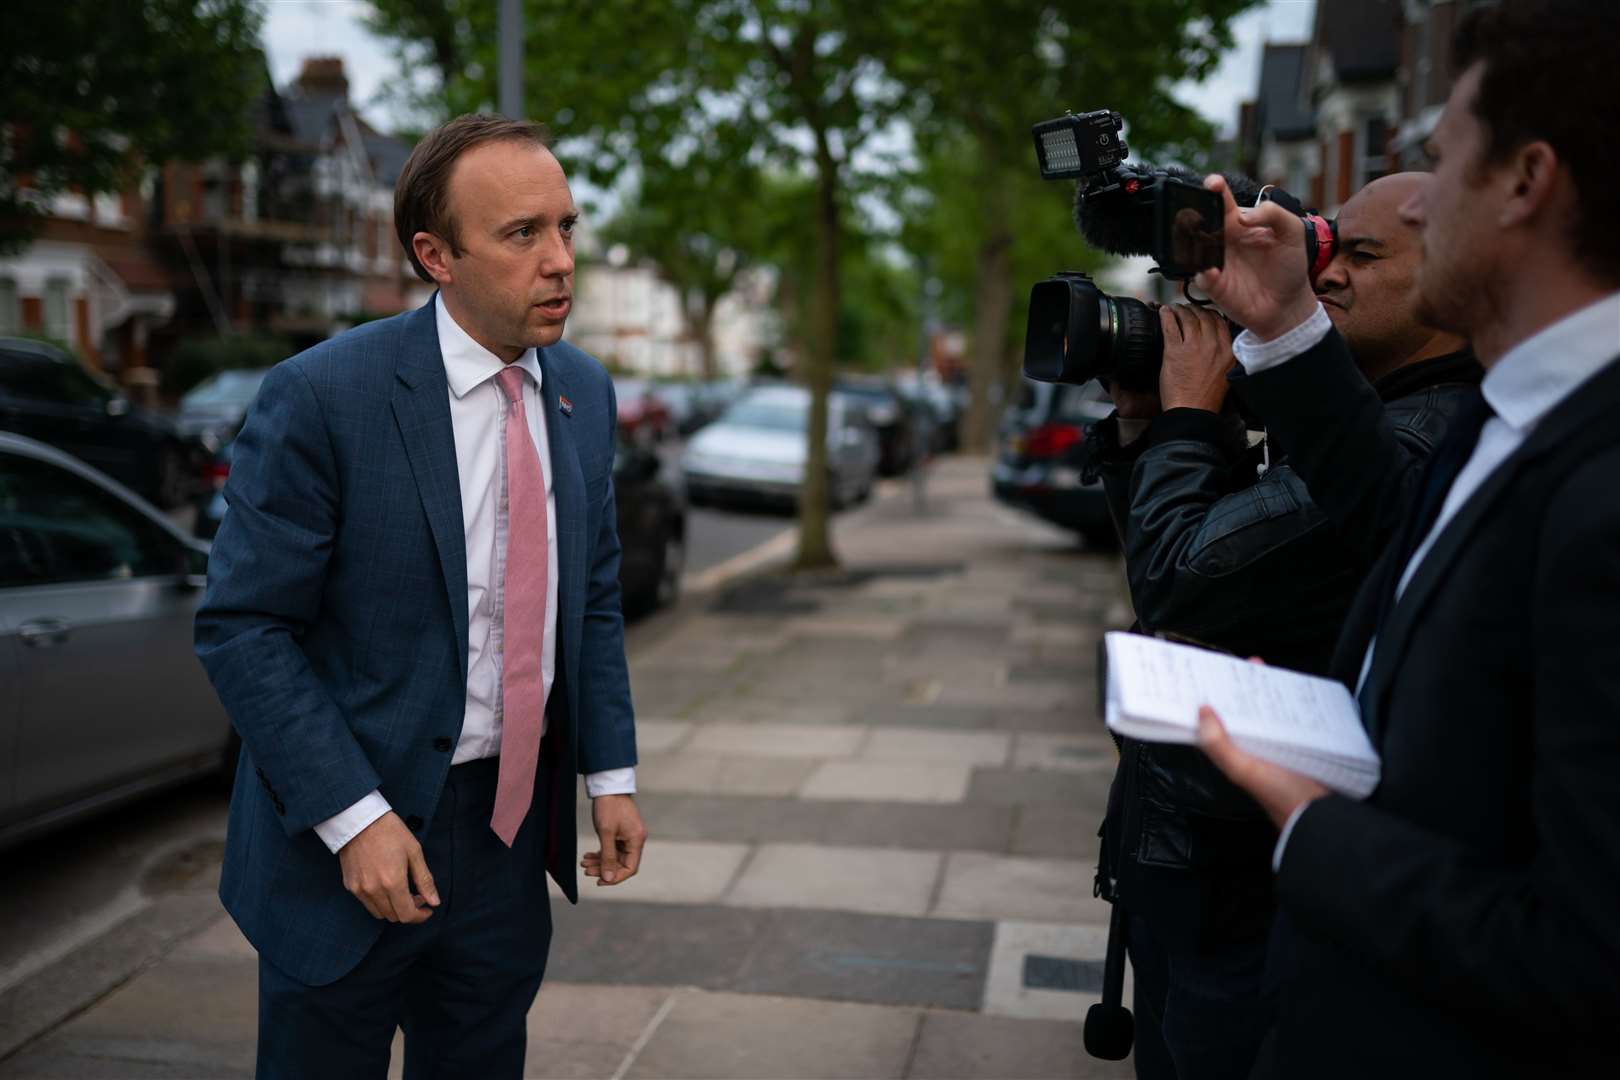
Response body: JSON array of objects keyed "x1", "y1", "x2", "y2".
[
  {"x1": 0, "y1": 337, "x2": 207, "y2": 508},
  {"x1": 613, "y1": 378, "x2": 674, "y2": 445},
  {"x1": 613, "y1": 436, "x2": 687, "y2": 615},
  {"x1": 0, "y1": 432, "x2": 234, "y2": 850},
  {"x1": 834, "y1": 378, "x2": 915, "y2": 476},
  {"x1": 174, "y1": 367, "x2": 273, "y2": 443},
  {"x1": 681, "y1": 385, "x2": 879, "y2": 510},
  {"x1": 654, "y1": 380, "x2": 727, "y2": 435},
  {"x1": 991, "y1": 379, "x2": 1116, "y2": 548}
]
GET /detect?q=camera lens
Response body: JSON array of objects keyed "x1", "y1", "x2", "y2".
[{"x1": 1023, "y1": 273, "x2": 1162, "y2": 389}]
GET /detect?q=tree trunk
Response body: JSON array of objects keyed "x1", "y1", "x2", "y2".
[
  {"x1": 693, "y1": 290, "x2": 719, "y2": 380},
  {"x1": 962, "y1": 164, "x2": 1013, "y2": 454},
  {"x1": 795, "y1": 146, "x2": 841, "y2": 571}
]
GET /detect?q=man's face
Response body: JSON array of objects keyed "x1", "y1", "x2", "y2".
[
  {"x1": 1398, "y1": 63, "x2": 1499, "y2": 335},
  {"x1": 1313, "y1": 172, "x2": 1436, "y2": 376},
  {"x1": 433, "y1": 139, "x2": 576, "y2": 358}
]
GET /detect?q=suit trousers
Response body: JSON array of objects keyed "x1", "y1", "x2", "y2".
[{"x1": 256, "y1": 757, "x2": 554, "y2": 1080}]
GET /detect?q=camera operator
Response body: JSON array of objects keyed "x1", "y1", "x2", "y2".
[
  {"x1": 1085, "y1": 174, "x2": 1480, "y2": 1080},
  {"x1": 1185, "y1": 1, "x2": 1620, "y2": 1075}
]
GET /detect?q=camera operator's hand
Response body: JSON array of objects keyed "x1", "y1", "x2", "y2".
[
  {"x1": 1193, "y1": 175, "x2": 1321, "y2": 342},
  {"x1": 1158, "y1": 303, "x2": 1234, "y2": 413}
]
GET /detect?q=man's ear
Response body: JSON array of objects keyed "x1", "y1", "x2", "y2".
[
  {"x1": 412, "y1": 231, "x2": 454, "y2": 286},
  {"x1": 1498, "y1": 140, "x2": 1561, "y2": 231}
]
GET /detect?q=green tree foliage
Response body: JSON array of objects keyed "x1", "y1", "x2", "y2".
[{"x1": 0, "y1": 0, "x2": 264, "y2": 252}]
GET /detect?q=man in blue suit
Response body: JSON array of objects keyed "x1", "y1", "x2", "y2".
[{"x1": 196, "y1": 114, "x2": 648, "y2": 1079}]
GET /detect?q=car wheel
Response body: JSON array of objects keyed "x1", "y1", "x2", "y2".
[{"x1": 155, "y1": 446, "x2": 191, "y2": 509}]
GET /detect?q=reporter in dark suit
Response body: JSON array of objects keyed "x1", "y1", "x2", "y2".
[
  {"x1": 1186, "y1": 3, "x2": 1620, "y2": 1075},
  {"x1": 196, "y1": 116, "x2": 647, "y2": 1078}
]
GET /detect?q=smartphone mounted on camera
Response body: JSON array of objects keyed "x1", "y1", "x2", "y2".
[{"x1": 1154, "y1": 178, "x2": 1224, "y2": 278}]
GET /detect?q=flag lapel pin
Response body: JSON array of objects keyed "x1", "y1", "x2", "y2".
[{"x1": 558, "y1": 394, "x2": 574, "y2": 417}]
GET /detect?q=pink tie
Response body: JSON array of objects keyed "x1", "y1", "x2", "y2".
[{"x1": 490, "y1": 365, "x2": 549, "y2": 847}]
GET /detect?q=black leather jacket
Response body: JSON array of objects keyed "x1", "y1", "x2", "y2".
[{"x1": 1089, "y1": 350, "x2": 1483, "y2": 950}]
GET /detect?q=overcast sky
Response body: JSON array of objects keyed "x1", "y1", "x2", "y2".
[{"x1": 260, "y1": 0, "x2": 1318, "y2": 136}]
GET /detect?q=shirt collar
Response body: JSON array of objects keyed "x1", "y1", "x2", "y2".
[
  {"x1": 1481, "y1": 291, "x2": 1620, "y2": 431},
  {"x1": 434, "y1": 293, "x2": 543, "y2": 400}
]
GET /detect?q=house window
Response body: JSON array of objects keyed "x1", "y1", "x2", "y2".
[
  {"x1": 1363, "y1": 116, "x2": 1390, "y2": 185},
  {"x1": 43, "y1": 278, "x2": 70, "y2": 342},
  {"x1": 0, "y1": 278, "x2": 16, "y2": 335}
]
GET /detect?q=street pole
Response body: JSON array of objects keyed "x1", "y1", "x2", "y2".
[
  {"x1": 498, "y1": 0, "x2": 523, "y2": 118},
  {"x1": 912, "y1": 268, "x2": 940, "y2": 514}
]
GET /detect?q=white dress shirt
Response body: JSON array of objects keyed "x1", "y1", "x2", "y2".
[
  {"x1": 1235, "y1": 292, "x2": 1620, "y2": 870},
  {"x1": 314, "y1": 298, "x2": 635, "y2": 853}
]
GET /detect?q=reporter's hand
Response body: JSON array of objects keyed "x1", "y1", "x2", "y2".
[
  {"x1": 584, "y1": 794, "x2": 647, "y2": 886},
  {"x1": 1158, "y1": 304, "x2": 1234, "y2": 413},
  {"x1": 337, "y1": 811, "x2": 439, "y2": 923},
  {"x1": 1196, "y1": 705, "x2": 1328, "y2": 830},
  {"x1": 1193, "y1": 175, "x2": 1321, "y2": 342}
]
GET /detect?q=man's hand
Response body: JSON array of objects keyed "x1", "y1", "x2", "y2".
[
  {"x1": 584, "y1": 794, "x2": 647, "y2": 886},
  {"x1": 1158, "y1": 303, "x2": 1235, "y2": 412},
  {"x1": 1197, "y1": 705, "x2": 1329, "y2": 829},
  {"x1": 337, "y1": 811, "x2": 439, "y2": 923},
  {"x1": 1193, "y1": 175, "x2": 1321, "y2": 342}
]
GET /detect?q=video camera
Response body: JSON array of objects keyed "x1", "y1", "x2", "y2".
[{"x1": 1023, "y1": 109, "x2": 1337, "y2": 390}]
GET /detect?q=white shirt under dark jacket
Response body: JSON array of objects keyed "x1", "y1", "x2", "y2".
[
  {"x1": 313, "y1": 297, "x2": 636, "y2": 853},
  {"x1": 1232, "y1": 291, "x2": 1620, "y2": 870}
]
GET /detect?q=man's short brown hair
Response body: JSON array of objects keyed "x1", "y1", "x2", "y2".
[
  {"x1": 394, "y1": 114, "x2": 550, "y2": 283},
  {"x1": 1453, "y1": 0, "x2": 1620, "y2": 283}
]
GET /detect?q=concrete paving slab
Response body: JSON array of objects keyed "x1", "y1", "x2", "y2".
[
  {"x1": 1013, "y1": 733, "x2": 1118, "y2": 773},
  {"x1": 171, "y1": 915, "x2": 253, "y2": 961},
  {"x1": 631, "y1": 794, "x2": 1017, "y2": 854},
  {"x1": 734, "y1": 910, "x2": 992, "y2": 1011},
  {"x1": 850, "y1": 703, "x2": 1078, "y2": 733},
  {"x1": 966, "y1": 767, "x2": 1092, "y2": 807},
  {"x1": 555, "y1": 838, "x2": 749, "y2": 905},
  {"x1": 1012, "y1": 805, "x2": 1107, "y2": 861},
  {"x1": 686, "y1": 722, "x2": 870, "y2": 759},
  {"x1": 981, "y1": 920, "x2": 1117, "y2": 1022},
  {"x1": 800, "y1": 761, "x2": 973, "y2": 805},
  {"x1": 861, "y1": 729, "x2": 1011, "y2": 767},
  {"x1": 634, "y1": 754, "x2": 820, "y2": 798},
  {"x1": 726, "y1": 844, "x2": 941, "y2": 917},
  {"x1": 932, "y1": 854, "x2": 1106, "y2": 925},
  {"x1": 523, "y1": 983, "x2": 674, "y2": 1079},
  {"x1": 547, "y1": 902, "x2": 767, "y2": 990},
  {"x1": 907, "y1": 1009, "x2": 1134, "y2": 1078},
  {"x1": 633, "y1": 720, "x2": 695, "y2": 754},
  {"x1": 692, "y1": 700, "x2": 857, "y2": 727},
  {"x1": 624, "y1": 991, "x2": 919, "y2": 1079}
]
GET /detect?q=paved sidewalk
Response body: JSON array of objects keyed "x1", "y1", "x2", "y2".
[{"x1": 0, "y1": 456, "x2": 1134, "y2": 1079}]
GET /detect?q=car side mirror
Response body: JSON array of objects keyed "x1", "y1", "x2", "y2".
[{"x1": 106, "y1": 396, "x2": 130, "y2": 418}]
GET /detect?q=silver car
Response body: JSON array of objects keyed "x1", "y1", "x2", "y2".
[
  {"x1": 681, "y1": 385, "x2": 881, "y2": 509},
  {"x1": 0, "y1": 433, "x2": 231, "y2": 849}
]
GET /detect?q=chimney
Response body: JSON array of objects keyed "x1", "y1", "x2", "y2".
[{"x1": 295, "y1": 57, "x2": 349, "y2": 101}]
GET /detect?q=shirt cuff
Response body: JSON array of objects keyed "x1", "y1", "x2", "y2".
[
  {"x1": 585, "y1": 767, "x2": 637, "y2": 798},
  {"x1": 1233, "y1": 303, "x2": 1332, "y2": 374},
  {"x1": 314, "y1": 790, "x2": 392, "y2": 854},
  {"x1": 1271, "y1": 800, "x2": 1312, "y2": 873}
]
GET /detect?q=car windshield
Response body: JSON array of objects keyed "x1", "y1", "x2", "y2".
[
  {"x1": 724, "y1": 399, "x2": 806, "y2": 433},
  {"x1": 183, "y1": 369, "x2": 269, "y2": 408}
]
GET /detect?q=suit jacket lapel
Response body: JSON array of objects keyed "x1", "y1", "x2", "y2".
[
  {"x1": 1361, "y1": 354, "x2": 1620, "y2": 742},
  {"x1": 391, "y1": 302, "x2": 470, "y2": 681},
  {"x1": 535, "y1": 346, "x2": 586, "y2": 698}
]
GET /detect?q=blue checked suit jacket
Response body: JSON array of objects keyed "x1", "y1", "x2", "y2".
[{"x1": 195, "y1": 298, "x2": 637, "y2": 986}]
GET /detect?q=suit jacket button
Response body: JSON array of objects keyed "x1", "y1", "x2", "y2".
[
  {"x1": 433, "y1": 737, "x2": 452, "y2": 752},
  {"x1": 406, "y1": 815, "x2": 424, "y2": 830}
]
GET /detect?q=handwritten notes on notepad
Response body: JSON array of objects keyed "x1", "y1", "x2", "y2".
[{"x1": 1103, "y1": 632, "x2": 1381, "y2": 798}]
